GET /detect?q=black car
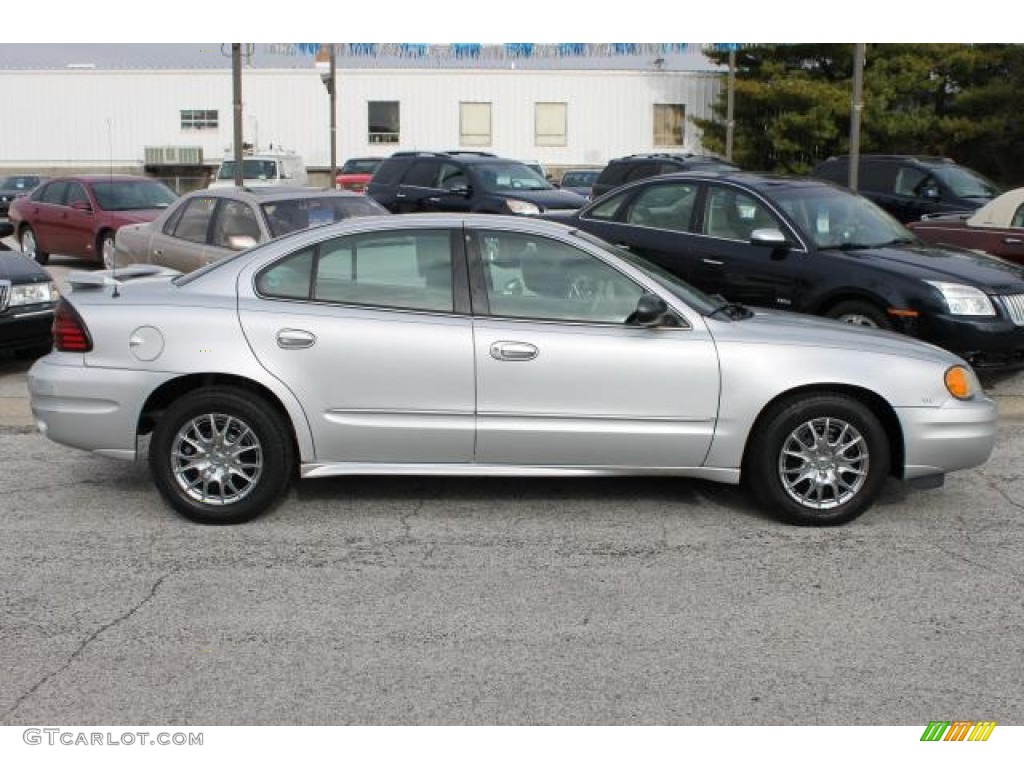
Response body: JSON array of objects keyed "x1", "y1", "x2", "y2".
[
  {"x1": 545, "y1": 171, "x2": 1024, "y2": 371},
  {"x1": 589, "y1": 153, "x2": 739, "y2": 201},
  {"x1": 367, "y1": 151, "x2": 586, "y2": 216},
  {"x1": 0, "y1": 221, "x2": 58, "y2": 356},
  {"x1": 0, "y1": 174, "x2": 46, "y2": 218},
  {"x1": 811, "y1": 155, "x2": 1000, "y2": 223}
]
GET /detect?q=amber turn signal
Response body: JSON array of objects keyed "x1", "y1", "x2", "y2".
[{"x1": 944, "y1": 365, "x2": 973, "y2": 400}]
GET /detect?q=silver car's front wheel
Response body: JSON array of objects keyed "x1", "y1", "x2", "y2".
[
  {"x1": 778, "y1": 417, "x2": 868, "y2": 510},
  {"x1": 745, "y1": 392, "x2": 890, "y2": 526},
  {"x1": 150, "y1": 387, "x2": 294, "y2": 524}
]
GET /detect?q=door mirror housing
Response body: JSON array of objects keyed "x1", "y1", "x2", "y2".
[
  {"x1": 629, "y1": 292, "x2": 672, "y2": 327},
  {"x1": 70, "y1": 200, "x2": 92, "y2": 212},
  {"x1": 750, "y1": 228, "x2": 789, "y2": 248}
]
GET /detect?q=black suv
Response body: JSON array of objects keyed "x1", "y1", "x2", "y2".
[
  {"x1": 545, "y1": 171, "x2": 1024, "y2": 371},
  {"x1": 811, "y1": 155, "x2": 1000, "y2": 223},
  {"x1": 366, "y1": 151, "x2": 586, "y2": 216},
  {"x1": 590, "y1": 153, "x2": 739, "y2": 201}
]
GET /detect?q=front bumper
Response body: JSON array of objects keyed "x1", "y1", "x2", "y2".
[
  {"x1": 896, "y1": 397, "x2": 998, "y2": 480},
  {"x1": 910, "y1": 312, "x2": 1024, "y2": 371},
  {"x1": 28, "y1": 355, "x2": 174, "y2": 460},
  {"x1": 0, "y1": 306, "x2": 54, "y2": 351}
]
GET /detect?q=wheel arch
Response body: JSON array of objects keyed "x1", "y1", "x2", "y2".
[
  {"x1": 809, "y1": 289, "x2": 893, "y2": 317},
  {"x1": 137, "y1": 372, "x2": 305, "y2": 467},
  {"x1": 741, "y1": 383, "x2": 905, "y2": 479}
]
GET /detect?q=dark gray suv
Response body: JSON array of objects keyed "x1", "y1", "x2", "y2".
[
  {"x1": 590, "y1": 153, "x2": 739, "y2": 201},
  {"x1": 811, "y1": 154, "x2": 1001, "y2": 223},
  {"x1": 367, "y1": 151, "x2": 587, "y2": 216}
]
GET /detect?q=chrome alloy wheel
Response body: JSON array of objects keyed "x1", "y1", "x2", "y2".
[
  {"x1": 836, "y1": 312, "x2": 880, "y2": 328},
  {"x1": 171, "y1": 413, "x2": 263, "y2": 506},
  {"x1": 21, "y1": 229, "x2": 38, "y2": 259},
  {"x1": 777, "y1": 416, "x2": 869, "y2": 510},
  {"x1": 101, "y1": 234, "x2": 116, "y2": 269}
]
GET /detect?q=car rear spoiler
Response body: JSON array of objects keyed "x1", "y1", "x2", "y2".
[{"x1": 64, "y1": 265, "x2": 182, "y2": 291}]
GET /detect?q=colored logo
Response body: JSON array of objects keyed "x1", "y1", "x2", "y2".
[{"x1": 920, "y1": 721, "x2": 996, "y2": 741}]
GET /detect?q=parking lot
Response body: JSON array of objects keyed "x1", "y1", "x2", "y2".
[{"x1": 1, "y1": 251, "x2": 1023, "y2": 725}]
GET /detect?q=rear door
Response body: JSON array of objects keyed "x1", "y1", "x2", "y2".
[
  {"x1": 27, "y1": 180, "x2": 70, "y2": 253},
  {"x1": 58, "y1": 181, "x2": 96, "y2": 257},
  {"x1": 395, "y1": 159, "x2": 444, "y2": 213},
  {"x1": 237, "y1": 226, "x2": 476, "y2": 463}
]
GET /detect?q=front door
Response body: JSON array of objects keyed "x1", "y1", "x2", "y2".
[{"x1": 468, "y1": 227, "x2": 719, "y2": 468}]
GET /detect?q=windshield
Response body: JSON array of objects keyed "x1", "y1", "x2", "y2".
[
  {"x1": 92, "y1": 180, "x2": 177, "y2": 211},
  {"x1": 772, "y1": 184, "x2": 913, "y2": 249},
  {"x1": 475, "y1": 162, "x2": 553, "y2": 192},
  {"x1": 572, "y1": 229, "x2": 721, "y2": 314},
  {"x1": 0, "y1": 175, "x2": 42, "y2": 191},
  {"x1": 217, "y1": 160, "x2": 279, "y2": 181},
  {"x1": 262, "y1": 196, "x2": 387, "y2": 237},
  {"x1": 340, "y1": 159, "x2": 382, "y2": 175},
  {"x1": 931, "y1": 165, "x2": 1000, "y2": 199}
]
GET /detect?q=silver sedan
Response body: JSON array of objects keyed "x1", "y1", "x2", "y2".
[{"x1": 29, "y1": 214, "x2": 997, "y2": 526}]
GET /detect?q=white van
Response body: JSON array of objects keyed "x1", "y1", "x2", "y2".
[{"x1": 209, "y1": 151, "x2": 308, "y2": 188}]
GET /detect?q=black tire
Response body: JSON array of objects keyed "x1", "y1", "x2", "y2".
[
  {"x1": 149, "y1": 387, "x2": 295, "y2": 524},
  {"x1": 98, "y1": 230, "x2": 116, "y2": 269},
  {"x1": 19, "y1": 226, "x2": 49, "y2": 265},
  {"x1": 825, "y1": 300, "x2": 892, "y2": 330},
  {"x1": 744, "y1": 393, "x2": 891, "y2": 526}
]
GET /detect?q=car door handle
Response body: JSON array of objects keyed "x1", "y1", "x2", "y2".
[
  {"x1": 153, "y1": 249, "x2": 163, "y2": 256},
  {"x1": 276, "y1": 329, "x2": 317, "y2": 349},
  {"x1": 490, "y1": 341, "x2": 539, "y2": 361},
  {"x1": 615, "y1": 242, "x2": 634, "y2": 250},
  {"x1": 702, "y1": 258, "x2": 725, "y2": 266},
  {"x1": 428, "y1": 197, "x2": 441, "y2": 203},
  {"x1": 1003, "y1": 237, "x2": 1022, "y2": 245},
  {"x1": 395, "y1": 192, "x2": 407, "y2": 199}
]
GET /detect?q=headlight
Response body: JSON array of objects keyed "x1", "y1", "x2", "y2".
[
  {"x1": 505, "y1": 199, "x2": 541, "y2": 216},
  {"x1": 924, "y1": 281, "x2": 995, "y2": 316},
  {"x1": 9, "y1": 281, "x2": 58, "y2": 306},
  {"x1": 944, "y1": 364, "x2": 978, "y2": 400}
]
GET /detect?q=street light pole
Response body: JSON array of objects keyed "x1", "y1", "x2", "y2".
[
  {"x1": 232, "y1": 43, "x2": 244, "y2": 187},
  {"x1": 849, "y1": 43, "x2": 866, "y2": 192}
]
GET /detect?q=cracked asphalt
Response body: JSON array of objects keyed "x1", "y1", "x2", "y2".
[{"x1": 1, "y1": 355, "x2": 1022, "y2": 724}]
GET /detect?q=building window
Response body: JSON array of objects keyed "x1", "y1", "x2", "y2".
[
  {"x1": 535, "y1": 102, "x2": 567, "y2": 147},
  {"x1": 368, "y1": 101, "x2": 400, "y2": 144},
  {"x1": 180, "y1": 109, "x2": 218, "y2": 131},
  {"x1": 653, "y1": 104, "x2": 685, "y2": 146},
  {"x1": 460, "y1": 102, "x2": 492, "y2": 147}
]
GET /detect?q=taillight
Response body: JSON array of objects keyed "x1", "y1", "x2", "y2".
[{"x1": 53, "y1": 298, "x2": 93, "y2": 352}]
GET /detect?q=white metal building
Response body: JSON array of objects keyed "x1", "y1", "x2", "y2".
[{"x1": 0, "y1": 44, "x2": 724, "y2": 185}]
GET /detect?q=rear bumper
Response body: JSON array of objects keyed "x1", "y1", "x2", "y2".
[
  {"x1": 896, "y1": 398, "x2": 998, "y2": 479},
  {"x1": 27, "y1": 355, "x2": 173, "y2": 459}
]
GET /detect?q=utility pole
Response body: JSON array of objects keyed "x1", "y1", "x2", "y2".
[
  {"x1": 849, "y1": 43, "x2": 865, "y2": 191},
  {"x1": 329, "y1": 43, "x2": 337, "y2": 188},
  {"x1": 232, "y1": 43, "x2": 244, "y2": 187},
  {"x1": 725, "y1": 48, "x2": 736, "y2": 162}
]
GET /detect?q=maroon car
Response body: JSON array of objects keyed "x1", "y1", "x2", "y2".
[
  {"x1": 907, "y1": 187, "x2": 1024, "y2": 264},
  {"x1": 8, "y1": 175, "x2": 178, "y2": 267}
]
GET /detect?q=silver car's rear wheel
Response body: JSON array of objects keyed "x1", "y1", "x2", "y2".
[
  {"x1": 744, "y1": 392, "x2": 890, "y2": 526},
  {"x1": 150, "y1": 387, "x2": 294, "y2": 524},
  {"x1": 171, "y1": 413, "x2": 264, "y2": 506}
]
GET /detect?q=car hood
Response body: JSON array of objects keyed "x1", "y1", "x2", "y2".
[
  {"x1": 0, "y1": 250, "x2": 51, "y2": 283},
  {"x1": 500, "y1": 188, "x2": 587, "y2": 211},
  {"x1": 839, "y1": 242, "x2": 1024, "y2": 291},
  {"x1": 714, "y1": 305, "x2": 957, "y2": 366}
]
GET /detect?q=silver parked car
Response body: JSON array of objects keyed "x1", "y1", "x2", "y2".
[
  {"x1": 114, "y1": 186, "x2": 388, "y2": 273},
  {"x1": 29, "y1": 214, "x2": 997, "y2": 526}
]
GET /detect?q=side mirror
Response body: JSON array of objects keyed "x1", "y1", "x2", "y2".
[
  {"x1": 750, "y1": 228, "x2": 789, "y2": 248},
  {"x1": 227, "y1": 235, "x2": 258, "y2": 251},
  {"x1": 70, "y1": 200, "x2": 92, "y2": 212},
  {"x1": 629, "y1": 292, "x2": 671, "y2": 327},
  {"x1": 921, "y1": 187, "x2": 940, "y2": 200}
]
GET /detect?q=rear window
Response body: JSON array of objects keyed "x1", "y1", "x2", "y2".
[
  {"x1": 596, "y1": 164, "x2": 632, "y2": 187},
  {"x1": 261, "y1": 196, "x2": 388, "y2": 237},
  {"x1": 341, "y1": 158, "x2": 383, "y2": 175},
  {"x1": 371, "y1": 158, "x2": 411, "y2": 186}
]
